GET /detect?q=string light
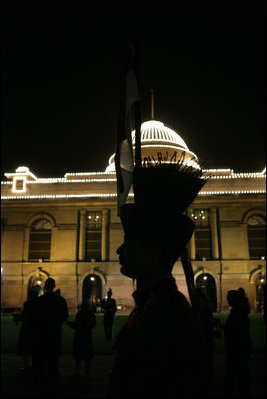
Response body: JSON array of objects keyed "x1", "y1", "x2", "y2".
[
  {"x1": 202, "y1": 169, "x2": 231, "y2": 172},
  {"x1": 199, "y1": 190, "x2": 266, "y2": 195},
  {"x1": 1, "y1": 193, "x2": 126, "y2": 200},
  {"x1": 25, "y1": 178, "x2": 117, "y2": 184},
  {"x1": 65, "y1": 171, "x2": 115, "y2": 177},
  {"x1": 1, "y1": 188, "x2": 265, "y2": 201}
]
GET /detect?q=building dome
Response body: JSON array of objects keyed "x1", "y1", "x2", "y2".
[
  {"x1": 132, "y1": 120, "x2": 188, "y2": 148},
  {"x1": 105, "y1": 120, "x2": 198, "y2": 172}
]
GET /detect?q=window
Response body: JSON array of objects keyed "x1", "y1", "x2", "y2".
[
  {"x1": 12, "y1": 177, "x2": 26, "y2": 192},
  {"x1": 15, "y1": 180, "x2": 24, "y2": 190},
  {"x1": 247, "y1": 215, "x2": 266, "y2": 259},
  {"x1": 192, "y1": 209, "x2": 212, "y2": 260},
  {"x1": 86, "y1": 212, "x2": 102, "y2": 261},
  {"x1": 29, "y1": 219, "x2": 52, "y2": 261}
]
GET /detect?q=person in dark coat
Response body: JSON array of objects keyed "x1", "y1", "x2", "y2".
[
  {"x1": 13, "y1": 285, "x2": 40, "y2": 371},
  {"x1": 103, "y1": 288, "x2": 117, "y2": 340},
  {"x1": 67, "y1": 301, "x2": 96, "y2": 378},
  {"x1": 223, "y1": 290, "x2": 252, "y2": 398},
  {"x1": 30, "y1": 278, "x2": 69, "y2": 393},
  {"x1": 237, "y1": 287, "x2": 251, "y2": 315}
]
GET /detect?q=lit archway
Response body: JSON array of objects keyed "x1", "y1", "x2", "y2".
[
  {"x1": 196, "y1": 273, "x2": 217, "y2": 312},
  {"x1": 82, "y1": 274, "x2": 102, "y2": 312},
  {"x1": 27, "y1": 269, "x2": 49, "y2": 298},
  {"x1": 254, "y1": 272, "x2": 266, "y2": 313}
]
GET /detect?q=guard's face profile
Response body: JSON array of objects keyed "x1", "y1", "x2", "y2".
[{"x1": 117, "y1": 237, "x2": 164, "y2": 280}]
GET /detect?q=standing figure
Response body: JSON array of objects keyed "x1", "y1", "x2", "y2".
[
  {"x1": 67, "y1": 301, "x2": 96, "y2": 378},
  {"x1": 103, "y1": 288, "x2": 117, "y2": 340},
  {"x1": 237, "y1": 287, "x2": 250, "y2": 315},
  {"x1": 224, "y1": 290, "x2": 252, "y2": 398},
  {"x1": 195, "y1": 288, "x2": 215, "y2": 396},
  {"x1": 108, "y1": 162, "x2": 207, "y2": 398},
  {"x1": 14, "y1": 285, "x2": 40, "y2": 371},
  {"x1": 30, "y1": 278, "x2": 69, "y2": 393}
]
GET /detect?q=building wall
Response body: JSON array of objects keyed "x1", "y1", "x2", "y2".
[{"x1": 1, "y1": 198, "x2": 266, "y2": 313}]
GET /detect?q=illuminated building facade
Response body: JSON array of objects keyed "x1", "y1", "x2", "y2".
[{"x1": 1, "y1": 120, "x2": 266, "y2": 313}]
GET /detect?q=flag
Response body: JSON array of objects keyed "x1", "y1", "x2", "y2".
[{"x1": 115, "y1": 47, "x2": 141, "y2": 215}]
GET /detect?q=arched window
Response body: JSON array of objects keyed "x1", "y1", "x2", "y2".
[
  {"x1": 247, "y1": 215, "x2": 266, "y2": 259},
  {"x1": 27, "y1": 275, "x2": 46, "y2": 298},
  {"x1": 29, "y1": 219, "x2": 52, "y2": 261},
  {"x1": 82, "y1": 274, "x2": 102, "y2": 312},
  {"x1": 196, "y1": 273, "x2": 217, "y2": 312},
  {"x1": 255, "y1": 272, "x2": 265, "y2": 313}
]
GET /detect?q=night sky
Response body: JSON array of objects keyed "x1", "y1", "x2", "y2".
[{"x1": 1, "y1": 1, "x2": 266, "y2": 178}]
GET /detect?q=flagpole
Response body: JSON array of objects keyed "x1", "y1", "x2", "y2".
[{"x1": 151, "y1": 88, "x2": 154, "y2": 120}]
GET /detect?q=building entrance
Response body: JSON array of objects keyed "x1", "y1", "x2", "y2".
[
  {"x1": 196, "y1": 273, "x2": 217, "y2": 312},
  {"x1": 255, "y1": 273, "x2": 265, "y2": 313},
  {"x1": 82, "y1": 274, "x2": 102, "y2": 312},
  {"x1": 27, "y1": 274, "x2": 46, "y2": 298}
]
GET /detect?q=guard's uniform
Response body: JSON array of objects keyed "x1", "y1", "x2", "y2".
[{"x1": 108, "y1": 275, "x2": 202, "y2": 398}]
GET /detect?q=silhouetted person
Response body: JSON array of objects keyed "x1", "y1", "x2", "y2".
[
  {"x1": 237, "y1": 287, "x2": 250, "y2": 315},
  {"x1": 224, "y1": 290, "x2": 252, "y2": 398},
  {"x1": 67, "y1": 301, "x2": 96, "y2": 378},
  {"x1": 103, "y1": 288, "x2": 117, "y2": 340},
  {"x1": 108, "y1": 209, "x2": 203, "y2": 398},
  {"x1": 195, "y1": 288, "x2": 215, "y2": 396},
  {"x1": 14, "y1": 285, "x2": 40, "y2": 371},
  {"x1": 30, "y1": 278, "x2": 69, "y2": 394}
]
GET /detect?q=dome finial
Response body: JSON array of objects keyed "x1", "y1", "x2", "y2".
[{"x1": 150, "y1": 88, "x2": 154, "y2": 120}]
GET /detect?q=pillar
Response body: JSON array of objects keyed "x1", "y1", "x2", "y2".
[
  {"x1": 188, "y1": 208, "x2": 195, "y2": 260},
  {"x1": 50, "y1": 226, "x2": 58, "y2": 261},
  {"x1": 79, "y1": 210, "x2": 86, "y2": 261},
  {"x1": 101, "y1": 209, "x2": 109, "y2": 261},
  {"x1": 210, "y1": 207, "x2": 219, "y2": 259},
  {"x1": 23, "y1": 227, "x2": 30, "y2": 262},
  {"x1": 241, "y1": 223, "x2": 250, "y2": 259},
  {"x1": 189, "y1": 232, "x2": 196, "y2": 260}
]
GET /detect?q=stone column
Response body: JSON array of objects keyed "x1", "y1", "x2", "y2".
[
  {"x1": 23, "y1": 227, "x2": 30, "y2": 262},
  {"x1": 50, "y1": 226, "x2": 58, "y2": 261},
  {"x1": 189, "y1": 232, "x2": 196, "y2": 260},
  {"x1": 79, "y1": 210, "x2": 86, "y2": 261},
  {"x1": 188, "y1": 208, "x2": 195, "y2": 260},
  {"x1": 101, "y1": 209, "x2": 109, "y2": 261},
  {"x1": 210, "y1": 207, "x2": 219, "y2": 259},
  {"x1": 241, "y1": 223, "x2": 250, "y2": 259}
]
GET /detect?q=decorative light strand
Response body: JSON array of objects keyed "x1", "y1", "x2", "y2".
[
  {"x1": 199, "y1": 190, "x2": 266, "y2": 195},
  {"x1": 1, "y1": 190, "x2": 265, "y2": 200},
  {"x1": 108, "y1": 145, "x2": 198, "y2": 163},
  {"x1": 22, "y1": 178, "x2": 117, "y2": 184},
  {"x1": 202, "y1": 169, "x2": 232, "y2": 172},
  {"x1": 208, "y1": 174, "x2": 265, "y2": 179},
  {"x1": 2, "y1": 173, "x2": 265, "y2": 184},
  {"x1": 1, "y1": 194, "x2": 121, "y2": 200},
  {"x1": 65, "y1": 171, "x2": 115, "y2": 177}
]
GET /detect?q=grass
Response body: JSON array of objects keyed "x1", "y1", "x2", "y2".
[{"x1": 1, "y1": 313, "x2": 266, "y2": 354}]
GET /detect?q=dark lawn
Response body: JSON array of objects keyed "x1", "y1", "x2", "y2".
[{"x1": 1, "y1": 313, "x2": 266, "y2": 354}]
